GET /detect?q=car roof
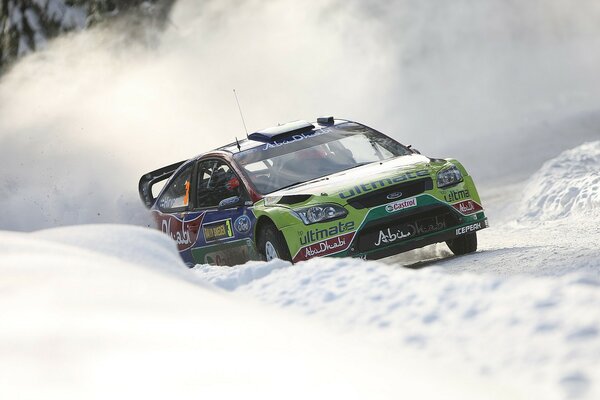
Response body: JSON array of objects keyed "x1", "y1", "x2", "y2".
[{"x1": 215, "y1": 117, "x2": 351, "y2": 155}]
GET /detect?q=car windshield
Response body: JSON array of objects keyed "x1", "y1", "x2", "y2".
[{"x1": 233, "y1": 122, "x2": 412, "y2": 194}]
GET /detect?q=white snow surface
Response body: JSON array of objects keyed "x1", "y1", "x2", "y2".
[
  {"x1": 0, "y1": 225, "x2": 512, "y2": 400},
  {"x1": 1, "y1": 2, "x2": 599, "y2": 398},
  {"x1": 191, "y1": 142, "x2": 600, "y2": 399},
  {"x1": 1, "y1": 141, "x2": 599, "y2": 399},
  {"x1": 520, "y1": 141, "x2": 600, "y2": 221}
]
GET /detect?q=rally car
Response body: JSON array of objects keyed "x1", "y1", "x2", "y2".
[{"x1": 139, "y1": 117, "x2": 488, "y2": 266}]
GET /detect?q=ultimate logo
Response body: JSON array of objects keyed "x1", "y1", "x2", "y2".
[
  {"x1": 443, "y1": 189, "x2": 470, "y2": 203},
  {"x1": 299, "y1": 221, "x2": 355, "y2": 245}
]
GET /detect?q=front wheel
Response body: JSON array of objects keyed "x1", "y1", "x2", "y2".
[
  {"x1": 257, "y1": 223, "x2": 292, "y2": 262},
  {"x1": 446, "y1": 232, "x2": 477, "y2": 255}
]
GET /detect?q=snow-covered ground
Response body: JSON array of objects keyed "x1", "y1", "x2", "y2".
[
  {"x1": 1, "y1": 141, "x2": 599, "y2": 399},
  {"x1": 0, "y1": 227, "x2": 517, "y2": 400},
  {"x1": 1, "y1": 1, "x2": 600, "y2": 398},
  {"x1": 192, "y1": 142, "x2": 600, "y2": 399}
]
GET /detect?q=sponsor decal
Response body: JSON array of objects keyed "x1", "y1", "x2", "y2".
[
  {"x1": 338, "y1": 170, "x2": 429, "y2": 199},
  {"x1": 451, "y1": 199, "x2": 483, "y2": 215},
  {"x1": 203, "y1": 219, "x2": 234, "y2": 242},
  {"x1": 203, "y1": 246, "x2": 248, "y2": 266},
  {"x1": 443, "y1": 189, "x2": 470, "y2": 203},
  {"x1": 234, "y1": 215, "x2": 251, "y2": 234},
  {"x1": 158, "y1": 213, "x2": 204, "y2": 252},
  {"x1": 364, "y1": 216, "x2": 447, "y2": 250},
  {"x1": 456, "y1": 222, "x2": 482, "y2": 235},
  {"x1": 263, "y1": 128, "x2": 330, "y2": 150},
  {"x1": 385, "y1": 197, "x2": 417, "y2": 213},
  {"x1": 293, "y1": 232, "x2": 354, "y2": 262},
  {"x1": 374, "y1": 228, "x2": 411, "y2": 246},
  {"x1": 298, "y1": 221, "x2": 355, "y2": 246}
]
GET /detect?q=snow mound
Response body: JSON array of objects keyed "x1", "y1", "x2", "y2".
[
  {"x1": 520, "y1": 141, "x2": 600, "y2": 221},
  {"x1": 220, "y1": 257, "x2": 600, "y2": 400},
  {"x1": 4, "y1": 225, "x2": 493, "y2": 400},
  {"x1": 192, "y1": 259, "x2": 291, "y2": 290},
  {"x1": 31, "y1": 224, "x2": 209, "y2": 285}
]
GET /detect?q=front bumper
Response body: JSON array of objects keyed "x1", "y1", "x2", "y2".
[
  {"x1": 283, "y1": 180, "x2": 489, "y2": 263},
  {"x1": 347, "y1": 213, "x2": 488, "y2": 261}
]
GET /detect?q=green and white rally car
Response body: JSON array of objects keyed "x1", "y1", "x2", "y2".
[{"x1": 139, "y1": 117, "x2": 488, "y2": 266}]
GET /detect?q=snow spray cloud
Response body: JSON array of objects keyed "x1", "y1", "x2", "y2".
[{"x1": 1, "y1": 0, "x2": 600, "y2": 231}]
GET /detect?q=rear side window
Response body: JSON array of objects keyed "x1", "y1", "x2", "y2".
[{"x1": 158, "y1": 164, "x2": 194, "y2": 211}]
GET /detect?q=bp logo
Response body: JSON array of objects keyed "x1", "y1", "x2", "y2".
[{"x1": 234, "y1": 215, "x2": 251, "y2": 234}]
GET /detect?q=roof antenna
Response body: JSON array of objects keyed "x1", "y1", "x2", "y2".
[
  {"x1": 233, "y1": 89, "x2": 249, "y2": 138},
  {"x1": 235, "y1": 136, "x2": 241, "y2": 152}
]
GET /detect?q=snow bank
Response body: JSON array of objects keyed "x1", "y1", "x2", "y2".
[
  {"x1": 0, "y1": 224, "x2": 504, "y2": 400},
  {"x1": 520, "y1": 141, "x2": 600, "y2": 221},
  {"x1": 193, "y1": 259, "x2": 291, "y2": 290},
  {"x1": 32, "y1": 223, "x2": 210, "y2": 285},
  {"x1": 192, "y1": 256, "x2": 600, "y2": 399}
]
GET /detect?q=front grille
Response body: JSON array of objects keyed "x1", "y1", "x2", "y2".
[
  {"x1": 348, "y1": 178, "x2": 433, "y2": 209},
  {"x1": 357, "y1": 206, "x2": 459, "y2": 252}
]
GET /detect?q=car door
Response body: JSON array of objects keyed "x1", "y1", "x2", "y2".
[
  {"x1": 152, "y1": 161, "x2": 205, "y2": 266},
  {"x1": 190, "y1": 158, "x2": 259, "y2": 266}
]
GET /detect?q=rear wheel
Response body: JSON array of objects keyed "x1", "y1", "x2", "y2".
[
  {"x1": 257, "y1": 223, "x2": 292, "y2": 262},
  {"x1": 446, "y1": 232, "x2": 478, "y2": 255}
]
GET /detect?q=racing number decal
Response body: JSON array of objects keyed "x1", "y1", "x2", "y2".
[
  {"x1": 183, "y1": 180, "x2": 191, "y2": 206},
  {"x1": 203, "y1": 219, "x2": 234, "y2": 242}
]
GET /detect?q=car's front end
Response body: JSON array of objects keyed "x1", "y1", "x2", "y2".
[{"x1": 252, "y1": 154, "x2": 488, "y2": 262}]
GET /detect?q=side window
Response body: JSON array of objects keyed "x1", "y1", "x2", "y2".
[
  {"x1": 196, "y1": 160, "x2": 243, "y2": 209},
  {"x1": 157, "y1": 164, "x2": 194, "y2": 211}
]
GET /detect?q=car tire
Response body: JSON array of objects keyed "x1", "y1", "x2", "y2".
[
  {"x1": 446, "y1": 232, "x2": 478, "y2": 255},
  {"x1": 258, "y1": 223, "x2": 292, "y2": 262}
]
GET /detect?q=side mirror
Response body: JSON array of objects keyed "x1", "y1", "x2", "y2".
[{"x1": 218, "y1": 196, "x2": 244, "y2": 210}]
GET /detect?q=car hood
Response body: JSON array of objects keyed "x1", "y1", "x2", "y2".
[{"x1": 266, "y1": 154, "x2": 442, "y2": 204}]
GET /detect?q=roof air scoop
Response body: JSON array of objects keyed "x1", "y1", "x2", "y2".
[
  {"x1": 248, "y1": 120, "x2": 315, "y2": 143},
  {"x1": 317, "y1": 116, "x2": 334, "y2": 125}
]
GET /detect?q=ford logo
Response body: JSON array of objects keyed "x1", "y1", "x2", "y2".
[
  {"x1": 234, "y1": 215, "x2": 251, "y2": 234},
  {"x1": 386, "y1": 192, "x2": 403, "y2": 200}
]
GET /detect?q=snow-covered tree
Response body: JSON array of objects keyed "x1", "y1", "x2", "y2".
[{"x1": 0, "y1": 0, "x2": 175, "y2": 71}]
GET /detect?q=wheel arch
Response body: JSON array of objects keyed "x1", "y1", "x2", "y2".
[{"x1": 254, "y1": 215, "x2": 276, "y2": 243}]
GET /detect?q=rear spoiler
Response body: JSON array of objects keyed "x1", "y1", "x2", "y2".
[{"x1": 138, "y1": 160, "x2": 186, "y2": 209}]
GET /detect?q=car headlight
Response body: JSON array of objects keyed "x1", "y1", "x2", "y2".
[
  {"x1": 437, "y1": 164, "x2": 463, "y2": 188},
  {"x1": 294, "y1": 204, "x2": 348, "y2": 225}
]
